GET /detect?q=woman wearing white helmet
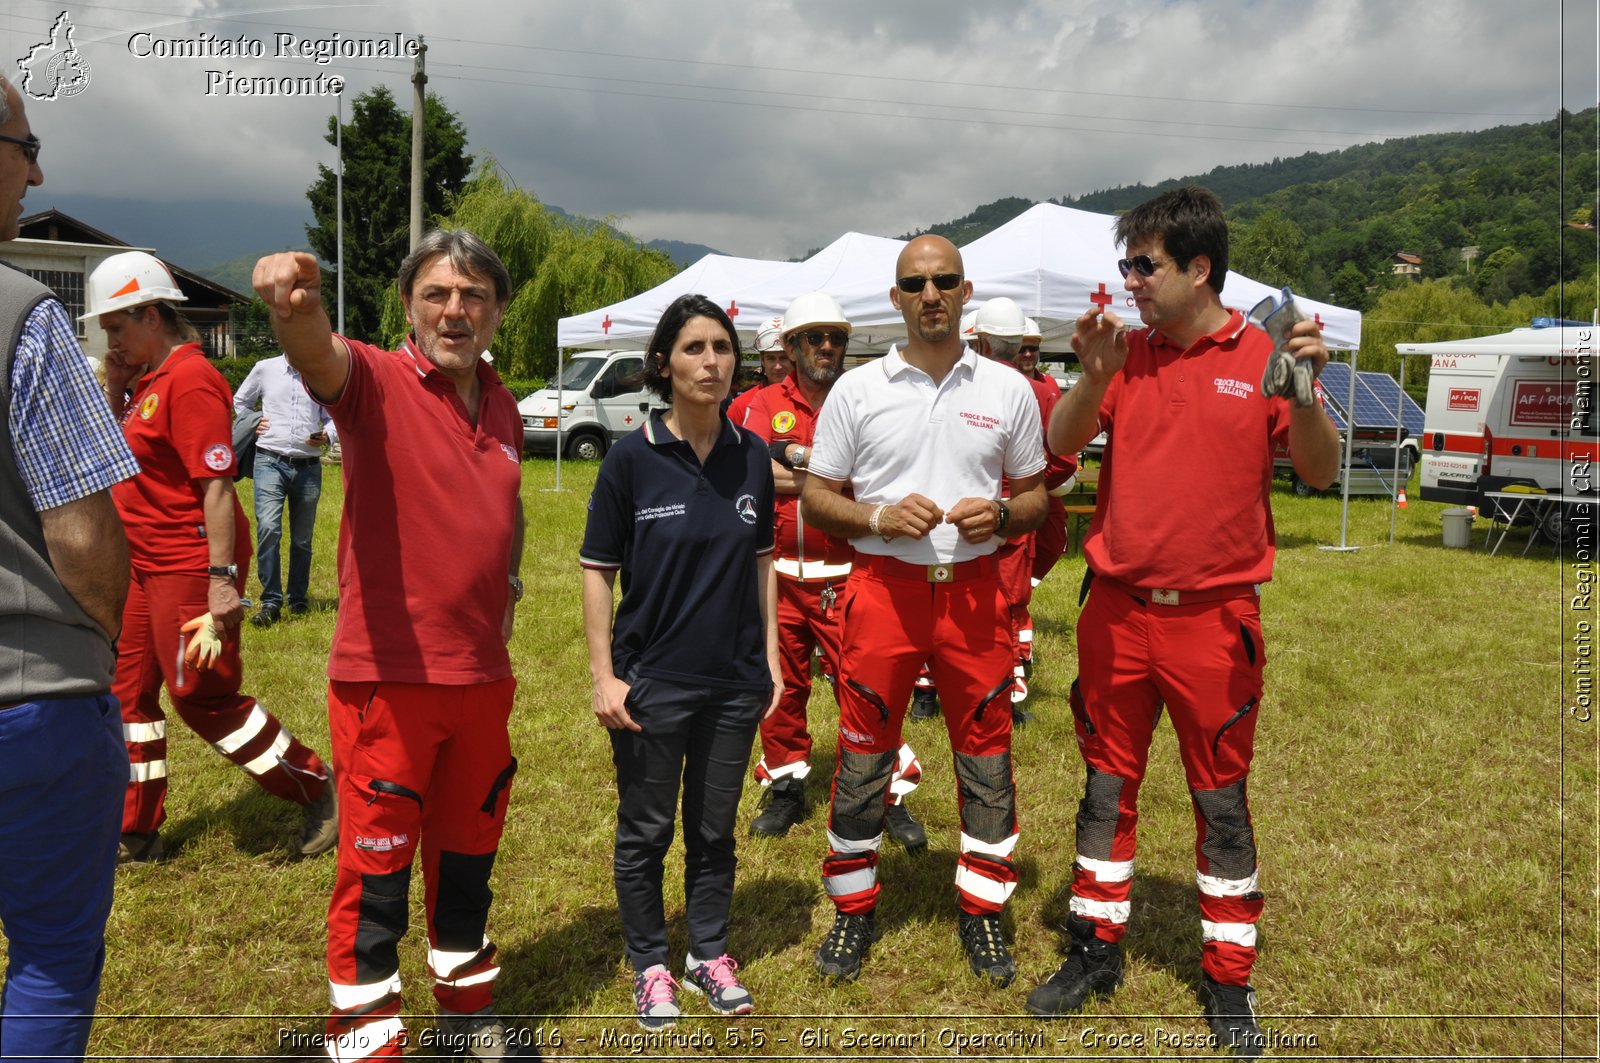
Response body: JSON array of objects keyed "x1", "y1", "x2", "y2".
[{"x1": 87, "y1": 250, "x2": 337, "y2": 864}]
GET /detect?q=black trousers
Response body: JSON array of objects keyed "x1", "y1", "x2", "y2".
[{"x1": 608, "y1": 676, "x2": 765, "y2": 971}]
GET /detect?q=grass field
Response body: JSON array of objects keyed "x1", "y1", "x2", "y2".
[{"x1": 13, "y1": 458, "x2": 1594, "y2": 1061}]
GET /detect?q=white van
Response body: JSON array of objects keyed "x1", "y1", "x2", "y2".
[
  {"x1": 518, "y1": 351, "x2": 666, "y2": 460},
  {"x1": 1401, "y1": 322, "x2": 1595, "y2": 534}
]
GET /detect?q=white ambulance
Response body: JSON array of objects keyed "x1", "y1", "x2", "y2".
[
  {"x1": 1400, "y1": 322, "x2": 1596, "y2": 538},
  {"x1": 518, "y1": 350, "x2": 665, "y2": 460}
]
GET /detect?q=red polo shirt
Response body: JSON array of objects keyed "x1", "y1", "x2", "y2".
[
  {"x1": 1085, "y1": 311, "x2": 1290, "y2": 590},
  {"x1": 741, "y1": 376, "x2": 853, "y2": 567},
  {"x1": 113, "y1": 343, "x2": 250, "y2": 575},
  {"x1": 321, "y1": 338, "x2": 524, "y2": 684}
]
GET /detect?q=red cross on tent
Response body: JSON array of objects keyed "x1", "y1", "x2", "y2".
[
  {"x1": 1090, "y1": 283, "x2": 1112, "y2": 311},
  {"x1": 727, "y1": 300, "x2": 740, "y2": 319},
  {"x1": 1313, "y1": 313, "x2": 1324, "y2": 329},
  {"x1": 602, "y1": 315, "x2": 612, "y2": 333}
]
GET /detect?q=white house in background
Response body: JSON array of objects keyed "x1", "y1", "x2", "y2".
[{"x1": 1, "y1": 209, "x2": 250, "y2": 362}]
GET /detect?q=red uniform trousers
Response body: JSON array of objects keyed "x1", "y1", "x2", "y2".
[
  {"x1": 754, "y1": 573, "x2": 846, "y2": 785},
  {"x1": 823, "y1": 555, "x2": 1019, "y2": 918},
  {"x1": 995, "y1": 535, "x2": 1036, "y2": 701},
  {"x1": 116, "y1": 567, "x2": 328, "y2": 833},
  {"x1": 323, "y1": 678, "x2": 518, "y2": 1062},
  {"x1": 1031, "y1": 496, "x2": 1068, "y2": 582},
  {"x1": 1068, "y1": 574, "x2": 1266, "y2": 986},
  {"x1": 755, "y1": 572, "x2": 922, "y2": 802}
]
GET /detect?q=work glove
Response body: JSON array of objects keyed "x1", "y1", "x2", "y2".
[
  {"x1": 181, "y1": 613, "x2": 223, "y2": 671},
  {"x1": 1249, "y1": 287, "x2": 1317, "y2": 408}
]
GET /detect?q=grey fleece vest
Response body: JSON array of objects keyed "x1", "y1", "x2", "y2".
[{"x1": 0, "y1": 264, "x2": 118, "y2": 700}]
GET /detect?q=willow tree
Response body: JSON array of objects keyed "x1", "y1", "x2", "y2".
[{"x1": 379, "y1": 168, "x2": 678, "y2": 379}]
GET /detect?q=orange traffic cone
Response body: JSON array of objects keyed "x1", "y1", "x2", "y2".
[{"x1": 1396, "y1": 488, "x2": 1409, "y2": 509}]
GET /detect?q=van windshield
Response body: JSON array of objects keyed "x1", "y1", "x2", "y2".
[{"x1": 554, "y1": 358, "x2": 606, "y2": 390}]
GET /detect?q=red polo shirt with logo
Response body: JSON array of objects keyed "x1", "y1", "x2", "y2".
[
  {"x1": 1085, "y1": 311, "x2": 1290, "y2": 590},
  {"x1": 320, "y1": 338, "x2": 524, "y2": 684},
  {"x1": 741, "y1": 376, "x2": 853, "y2": 567},
  {"x1": 114, "y1": 342, "x2": 250, "y2": 574}
]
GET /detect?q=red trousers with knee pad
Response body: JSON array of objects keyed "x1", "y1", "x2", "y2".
[
  {"x1": 115, "y1": 568, "x2": 328, "y2": 833},
  {"x1": 1067, "y1": 574, "x2": 1266, "y2": 986},
  {"x1": 323, "y1": 678, "x2": 517, "y2": 1061},
  {"x1": 822, "y1": 554, "x2": 1019, "y2": 917}
]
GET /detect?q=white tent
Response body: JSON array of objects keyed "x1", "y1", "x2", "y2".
[
  {"x1": 557, "y1": 202, "x2": 1364, "y2": 353},
  {"x1": 959, "y1": 203, "x2": 1363, "y2": 350},
  {"x1": 556, "y1": 253, "x2": 794, "y2": 349}
]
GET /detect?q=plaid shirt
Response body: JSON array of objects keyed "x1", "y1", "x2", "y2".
[{"x1": 8, "y1": 298, "x2": 139, "y2": 511}]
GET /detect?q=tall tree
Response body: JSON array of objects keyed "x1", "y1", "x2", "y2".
[
  {"x1": 305, "y1": 85, "x2": 473, "y2": 340},
  {"x1": 1229, "y1": 208, "x2": 1308, "y2": 290},
  {"x1": 377, "y1": 169, "x2": 678, "y2": 379}
]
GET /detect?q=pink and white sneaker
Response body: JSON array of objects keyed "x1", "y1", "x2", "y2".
[{"x1": 683, "y1": 954, "x2": 754, "y2": 1015}]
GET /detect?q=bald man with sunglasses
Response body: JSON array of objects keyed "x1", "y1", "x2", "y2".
[
  {"x1": 1033, "y1": 186, "x2": 1338, "y2": 1055},
  {"x1": 800, "y1": 235, "x2": 1048, "y2": 989}
]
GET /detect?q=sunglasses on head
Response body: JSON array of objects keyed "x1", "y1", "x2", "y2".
[
  {"x1": 896, "y1": 273, "x2": 963, "y2": 294},
  {"x1": 0, "y1": 132, "x2": 41, "y2": 164},
  {"x1": 800, "y1": 329, "x2": 848, "y2": 348},
  {"x1": 1116, "y1": 254, "x2": 1163, "y2": 279}
]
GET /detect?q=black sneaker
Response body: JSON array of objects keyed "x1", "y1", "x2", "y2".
[
  {"x1": 957, "y1": 911, "x2": 1016, "y2": 987},
  {"x1": 751, "y1": 777, "x2": 806, "y2": 837},
  {"x1": 117, "y1": 831, "x2": 164, "y2": 865},
  {"x1": 288, "y1": 601, "x2": 311, "y2": 617},
  {"x1": 815, "y1": 910, "x2": 876, "y2": 981},
  {"x1": 1201, "y1": 975, "x2": 1265, "y2": 1058},
  {"x1": 250, "y1": 604, "x2": 281, "y2": 628},
  {"x1": 883, "y1": 802, "x2": 927, "y2": 852},
  {"x1": 1011, "y1": 705, "x2": 1035, "y2": 727},
  {"x1": 1025, "y1": 922, "x2": 1124, "y2": 1017},
  {"x1": 298, "y1": 782, "x2": 339, "y2": 857},
  {"x1": 437, "y1": 1006, "x2": 538, "y2": 1060},
  {"x1": 909, "y1": 688, "x2": 940, "y2": 720}
]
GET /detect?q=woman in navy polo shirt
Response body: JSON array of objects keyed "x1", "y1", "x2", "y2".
[{"x1": 580, "y1": 294, "x2": 780, "y2": 1030}]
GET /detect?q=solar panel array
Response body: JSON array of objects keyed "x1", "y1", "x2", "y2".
[{"x1": 1316, "y1": 362, "x2": 1421, "y2": 435}]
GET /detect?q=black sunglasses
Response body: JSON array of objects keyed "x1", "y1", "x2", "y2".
[
  {"x1": 0, "y1": 132, "x2": 41, "y2": 164},
  {"x1": 1116, "y1": 254, "x2": 1162, "y2": 279},
  {"x1": 1019, "y1": 345, "x2": 1041, "y2": 354},
  {"x1": 800, "y1": 329, "x2": 848, "y2": 348},
  {"x1": 896, "y1": 272, "x2": 963, "y2": 294}
]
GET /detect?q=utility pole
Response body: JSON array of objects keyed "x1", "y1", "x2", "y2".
[
  {"x1": 335, "y1": 92, "x2": 345, "y2": 335},
  {"x1": 409, "y1": 35, "x2": 427, "y2": 253}
]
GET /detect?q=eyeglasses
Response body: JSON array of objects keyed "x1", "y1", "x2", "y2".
[
  {"x1": 800, "y1": 329, "x2": 848, "y2": 348},
  {"x1": 0, "y1": 132, "x2": 41, "y2": 164},
  {"x1": 896, "y1": 273, "x2": 963, "y2": 294},
  {"x1": 1116, "y1": 254, "x2": 1163, "y2": 279}
]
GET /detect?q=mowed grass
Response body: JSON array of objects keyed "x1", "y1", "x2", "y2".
[{"x1": 9, "y1": 458, "x2": 1591, "y2": 1060}]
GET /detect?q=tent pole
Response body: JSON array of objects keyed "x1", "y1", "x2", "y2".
[{"x1": 1322, "y1": 350, "x2": 1361, "y2": 553}]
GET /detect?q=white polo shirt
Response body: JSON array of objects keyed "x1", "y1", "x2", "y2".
[{"x1": 809, "y1": 345, "x2": 1045, "y2": 564}]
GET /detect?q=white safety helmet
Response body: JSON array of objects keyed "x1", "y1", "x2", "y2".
[
  {"x1": 781, "y1": 291, "x2": 851, "y2": 340},
  {"x1": 82, "y1": 251, "x2": 187, "y2": 321},
  {"x1": 960, "y1": 310, "x2": 977, "y2": 343},
  {"x1": 973, "y1": 297, "x2": 1026, "y2": 338},
  {"x1": 754, "y1": 316, "x2": 785, "y2": 352},
  {"x1": 1022, "y1": 317, "x2": 1043, "y2": 343}
]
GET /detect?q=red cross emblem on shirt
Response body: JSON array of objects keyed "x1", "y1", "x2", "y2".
[{"x1": 1090, "y1": 283, "x2": 1112, "y2": 311}]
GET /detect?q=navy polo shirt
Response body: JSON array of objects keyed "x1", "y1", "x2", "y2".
[{"x1": 580, "y1": 410, "x2": 775, "y2": 692}]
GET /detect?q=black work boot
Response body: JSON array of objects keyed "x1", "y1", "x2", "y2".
[
  {"x1": 909, "y1": 687, "x2": 940, "y2": 720},
  {"x1": 1200, "y1": 975, "x2": 1265, "y2": 1057},
  {"x1": 1025, "y1": 914, "x2": 1124, "y2": 1017},
  {"x1": 815, "y1": 910, "x2": 877, "y2": 981},
  {"x1": 750, "y1": 777, "x2": 806, "y2": 837},
  {"x1": 957, "y1": 910, "x2": 1016, "y2": 987},
  {"x1": 437, "y1": 1006, "x2": 540, "y2": 1060},
  {"x1": 883, "y1": 801, "x2": 928, "y2": 852}
]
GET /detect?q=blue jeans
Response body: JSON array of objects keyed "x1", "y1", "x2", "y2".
[
  {"x1": 252, "y1": 450, "x2": 322, "y2": 609},
  {"x1": 0, "y1": 694, "x2": 126, "y2": 1062}
]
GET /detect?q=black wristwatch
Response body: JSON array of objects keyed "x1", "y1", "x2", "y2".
[
  {"x1": 994, "y1": 500, "x2": 1011, "y2": 534},
  {"x1": 207, "y1": 564, "x2": 238, "y2": 579}
]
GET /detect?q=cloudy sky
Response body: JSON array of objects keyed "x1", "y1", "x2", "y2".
[{"x1": 4, "y1": 0, "x2": 1596, "y2": 261}]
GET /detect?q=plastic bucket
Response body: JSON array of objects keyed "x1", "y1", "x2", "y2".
[{"x1": 1441, "y1": 508, "x2": 1474, "y2": 548}]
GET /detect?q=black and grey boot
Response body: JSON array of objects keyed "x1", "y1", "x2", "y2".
[
  {"x1": 1025, "y1": 914, "x2": 1124, "y2": 1017},
  {"x1": 1200, "y1": 975, "x2": 1265, "y2": 1057}
]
